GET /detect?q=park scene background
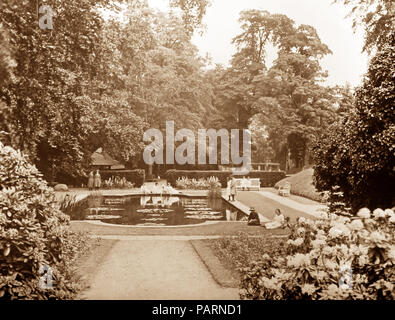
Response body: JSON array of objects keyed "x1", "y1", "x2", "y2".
[{"x1": 0, "y1": 0, "x2": 394, "y2": 300}]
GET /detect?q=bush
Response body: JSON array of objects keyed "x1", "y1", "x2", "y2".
[
  {"x1": 0, "y1": 142, "x2": 89, "y2": 299},
  {"x1": 313, "y1": 37, "x2": 395, "y2": 212},
  {"x1": 58, "y1": 195, "x2": 89, "y2": 221},
  {"x1": 99, "y1": 170, "x2": 145, "y2": 187},
  {"x1": 240, "y1": 208, "x2": 395, "y2": 300},
  {"x1": 210, "y1": 233, "x2": 287, "y2": 271},
  {"x1": 166, "y1": 170, "x2": 286, "y2": 188}
]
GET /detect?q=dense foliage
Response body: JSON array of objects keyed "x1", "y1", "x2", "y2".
[
  {"x1": 313, "y1": 31, "x2": 395, "y2": 212},
  {"x1": 0, "y1": 0, "x2": 213, "y2": 183},
  {"x1": 207, "y1": 10, "x2": 342, "y2": 169},
  {"x1": 0, "y1": 142, "x2": 89, "y2": 299},
  {"x1": 239, "y1": 208, "x2": 395, "y2": 300}
]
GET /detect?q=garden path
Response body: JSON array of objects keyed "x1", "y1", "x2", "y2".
[
  {"x1": 235, "y1": 191, "x2": 325, "y2": 221},
  {"x1": 79, "y1": 239, "x2": 239, "y2": 300}
]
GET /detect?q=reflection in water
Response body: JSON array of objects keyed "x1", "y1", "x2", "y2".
[{"x1": 99, "y1": 196, "x2": 236, "y2": 226}]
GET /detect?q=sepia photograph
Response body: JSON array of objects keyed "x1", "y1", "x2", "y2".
[{"x1": 0, "y1": 0, "x2": 394, "y2": 307}]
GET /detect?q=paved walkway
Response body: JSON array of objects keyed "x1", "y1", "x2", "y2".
[
  {"x1": 79, "y1": 240, "x2": 239, "y2": 300},
  {"x1": 235, "y1": 191, "x2": 325, "y2": 221},
  {"x1": 257, "y1": 191, "x2": 326, "y2": 218}
]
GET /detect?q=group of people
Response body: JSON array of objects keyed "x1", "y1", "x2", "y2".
[
  {"x1": 87, "y1": 170, "x2": 101, "y2": 190},
  {"x1": 248, "y1": 208, "x2": 289, "y2": 229}
]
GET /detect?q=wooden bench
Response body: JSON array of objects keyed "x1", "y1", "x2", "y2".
[
  {"x1": 278, "y1": 182, "x2": 291, "y2": 197},
  {"x1": 235, "y1": 178, "x2": 260, "y2": 191}
]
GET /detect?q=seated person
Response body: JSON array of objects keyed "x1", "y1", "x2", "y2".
[
  {"x1": 263, "y1": 209, "x2": 285, "y2": 229},
  {"x1": 248, "y1": 207, "x2": 261, "y2": 226}
]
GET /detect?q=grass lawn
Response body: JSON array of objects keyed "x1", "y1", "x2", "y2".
[
  {"x1": 274, "y1": 168, "x2": 325, "y2": 202},
  {"x1": 73, "y1": 238, "x2": 118, "y2": 297},
  {"x1": 70, "y1": 221, "x2": 290, "y2": 237},
  {"x1": 200, "y1": 234, "x2": 288, "y2": 287}
]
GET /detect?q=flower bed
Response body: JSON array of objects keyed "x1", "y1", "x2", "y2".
[
  {"x1": 239, "y1": 208, "x2": 395, "y2": 300},
  {"x1": 175, "y1": 176, "x2": 221, "y2": 190}
]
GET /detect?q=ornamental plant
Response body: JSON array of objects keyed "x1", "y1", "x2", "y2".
[
  {"x1": 240, "y1": 208, "x2": 395, "y2": 300},
  {"x1": 0, "y1": 142, "x2": 88, "y2": 299}
]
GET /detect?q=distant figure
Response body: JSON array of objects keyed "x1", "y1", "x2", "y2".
[
  {"x1": 88, "y1": 171, "x2": 94, "y2": 191},
  {"x1": 241, "y1": 176, "x2": 248, "y2": 190},
  {"x1": 264, "y1": 209, "x2": 285, "y2": 229},
  {"x1": 248, "y1": 207, "x2": 261, "y2": 226},
  {"x1": 227, "y1": 177, "x2": 231, "y2": 200},
  {"x1": 94, "y1": 170, "x2": 101, "y2": 190},
  {"x1": 230, "y1": 178, "x2": 237, "y2": 201}
]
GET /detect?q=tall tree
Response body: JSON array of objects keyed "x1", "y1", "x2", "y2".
[
  {"x1": 212, "y1": 10, "x2": 335, "y2": 168},
  {"x1": 314, "y1": 31, "x2": 395, "y2": 211},
  {"x1": 335, "y1": 0, "x2": 394, "y2": 52}
]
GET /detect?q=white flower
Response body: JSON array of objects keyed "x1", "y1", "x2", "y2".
[
  {"x1": 287, "y1": 253, "x2": 310, "y2": 268},
  {"x1": 301, "y1": 284, "x2": 316, "y2": 295},
  {"x1": 370, "y1": 231, "x2": 386, "y2": 243},
  {"x1": 261, "y1": 277, "x2": 279, "y2": 290},
  {"x1": 322, "y1": 246, "x2": 335, "y2": 256},
  {"x1": 329, "y1": 223, "x2": 350, "y2": 238},
  {"x1": 390, "y1": 215, "x2": 395, "y2": 224},
  {"x1": 312, "y1": 239, "x2": 326, "y2": 247},
  {"x1": 329, "y1": 227, "x2": 342, "y2": 238},
  {"x1": 293, "y1": 238, "x2": 304, "y2": 246},
  {"x1": 373, "y1": 208, "x2": 385, "y2": 219},
  {"x1": 297, "y1": 227, "x2": 305, "y2": 234},
  {"x1": 384, "y1": 209, "x2": 394, "y2": 217},
  {"x1": 348, "y1": 219, "x2": 364, "y2": 231},
  {"x1": 298, "y1": 217, "x2": 306, "y2": 224},
  {"x1": 388, "y1": 247, "x2": 395, "y2": 262},
  {"x1": 357, "y1": 208, "x2": 370, "y2": 219}
]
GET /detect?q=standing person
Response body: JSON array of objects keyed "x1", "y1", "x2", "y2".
[
  {"x1": 88, "y1": 171, "x2": 94, "y2": 191},
  {"x1": 241, "y1": 176, "x2": 247, "y2": 190},
  {"x1": 94, "y1": 170, "x2": 101, "y2": 190},
  {"x1": 230, "y1": 177, "x2": 237, "y2": 201},
  {"x1": 227, "y1": 177, "x2": 231, "y2": 200}
]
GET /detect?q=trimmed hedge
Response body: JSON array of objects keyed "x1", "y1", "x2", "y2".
[
  {"x1": 100, "y1": 170, "x2": 145, "y2": 187},
  {"x1": 165, "y1": 170, "x2": 286, "y2": 188}
]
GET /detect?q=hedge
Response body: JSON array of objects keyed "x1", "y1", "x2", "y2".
[
  {"x1": 165, "y1": 170, "x2": 286, "y2": 188},
  {"x1": 99, "y1": 170, "x2": 145, "y2": 187}
]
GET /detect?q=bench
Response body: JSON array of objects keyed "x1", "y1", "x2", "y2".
[
  {"x1": 235, "y1": 178, "x2": 260, "y2": 191},
  {"x1": 278, "y1": 182, "x2": 291, "y2": 197}
]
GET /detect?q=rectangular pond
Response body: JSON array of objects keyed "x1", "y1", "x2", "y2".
[{"x1": 86, "y1": 195, "x2": 245, "y2": 226}]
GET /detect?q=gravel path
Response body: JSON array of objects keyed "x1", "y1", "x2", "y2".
[{"x1": 79, "y1": 240, "x2": 239, "y2": 300}]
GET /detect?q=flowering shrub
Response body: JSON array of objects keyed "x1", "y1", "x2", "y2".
[
  {"x1": 102, "y1": 176, "x2": 135, "y2": 189},
  {"x1": 176, "y1": 176, "x2": 221, "y2": 190},
  {"x1": 0, "y1": 142, "x2": 89, "y2": 299},
  {"x1": 240, "y1": 208, "x2": 395, "y2": 300}
]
